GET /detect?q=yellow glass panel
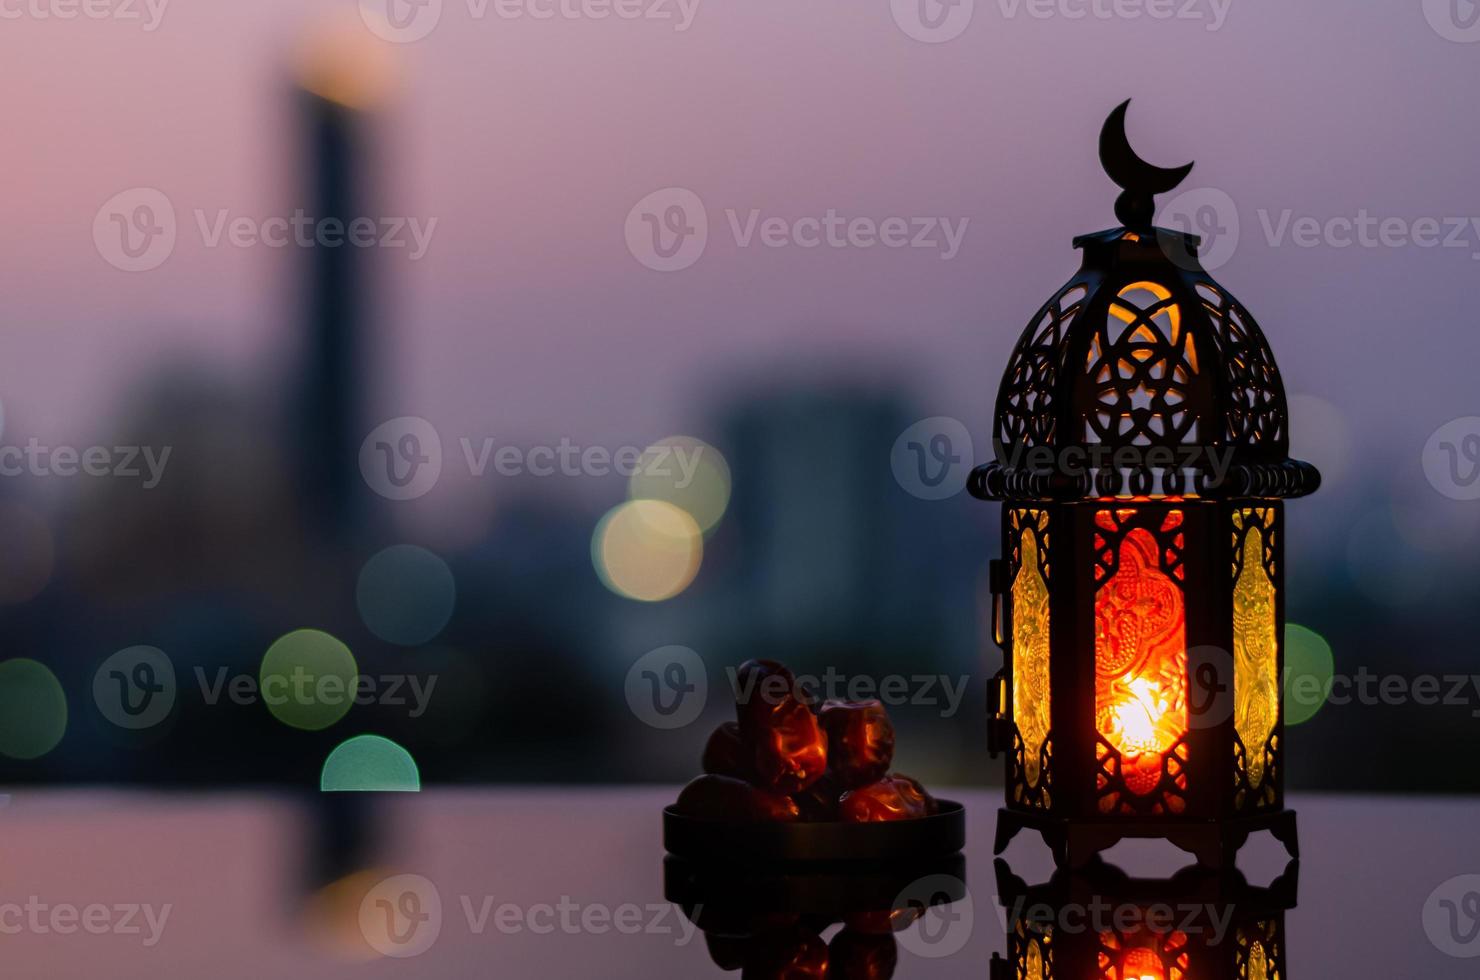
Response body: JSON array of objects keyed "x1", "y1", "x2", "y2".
[
  {"x1": 1026, "y1": 938, "x2": 1044, "y2": 979},
  {"x1": 1234, "y1": 518, "x2": 1279, "y2": 788},
  {"x1": 1095, "y1": 526, "x2": 1187, "y2": 798},
  {"x1": 1013, "y1": 526, "x2": 1051, "y2": 788}
]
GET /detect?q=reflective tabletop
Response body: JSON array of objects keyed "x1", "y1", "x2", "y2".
[{"x1": 1, "y1": 788, "x2": 1476, "y2": 976}]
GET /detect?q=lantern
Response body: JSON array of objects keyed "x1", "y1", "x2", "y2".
[
  {"x1": 977, "y1": 101, "x2": 1319, "y2": 869},
  {"x1": 988, "y1": 856, "x2": 1297, "y2": 980}
]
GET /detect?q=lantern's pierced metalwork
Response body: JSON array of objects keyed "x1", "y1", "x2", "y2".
[
  {"x1": 989, "y1": 856, "x2": 1298, "y2": 980},
  {"x1": 978, "y1": 101, "x2": 1318, "y2": 870}
]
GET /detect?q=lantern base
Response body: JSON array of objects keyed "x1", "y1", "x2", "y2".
[{"x1": 993, "y1": 807, "x2": 1298, "y2": 871}]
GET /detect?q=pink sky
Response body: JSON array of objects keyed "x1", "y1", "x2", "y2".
[{"x1": 2, "y1": 0, "x2": 1477, "y2": 488}]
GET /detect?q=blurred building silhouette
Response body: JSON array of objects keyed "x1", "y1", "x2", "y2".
[
  {"x1": 295, "y1": 84, "x2": 370, "y2": 542},
  {"x1": 3, "y1": 48, "x2": 1480, "y2": 797},
  {"x1": 718, "y1": 384, "x2": 973, "y2": 658}
]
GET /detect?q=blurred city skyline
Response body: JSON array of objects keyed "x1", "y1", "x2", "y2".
[
  {"x1": 4, "y1": 3, "x2": 1478, "y2": 461},
  {"x1": 1, "y1": 1, "x2": 1479, "y2": 793}
]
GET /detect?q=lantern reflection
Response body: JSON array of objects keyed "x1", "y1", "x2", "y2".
[{"x1": 990, "y1": 857, "x2": 1296, "y2": 980}]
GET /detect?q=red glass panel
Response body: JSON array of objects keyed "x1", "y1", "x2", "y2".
[{"x1": 1095, "y1": 525, "x2": 1188, "y2": 799}]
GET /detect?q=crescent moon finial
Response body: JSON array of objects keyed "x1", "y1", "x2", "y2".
[{"x1": 1099, "y1": 99, "x2": 1194, "y2": 229}]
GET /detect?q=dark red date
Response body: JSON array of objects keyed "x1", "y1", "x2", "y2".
[
  {"x1": 676, "y1": 774, "x2": 800, "y2": 822},
  {"x1": 751, "y1": 697, "x2": 828, "y2": 795},
  {"x1": 819, "y1": 699, "x2": 895, "y2": 788},
  {"x1": 837, "y1": 774, "x2": 935, "y2": 823},
  {"x1": 702, "y1": 721, "x2": 753, "y2": 781},
  {"x1": 734, "y1": 659, "x2": 803, "y2": 734},
  {"x1": 792, "y1": 774, "x2": 843, "y2": 822}
]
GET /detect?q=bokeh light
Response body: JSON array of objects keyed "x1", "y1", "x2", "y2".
[
  {"x1": 627, "y1": 435, "x2": 731, "y2": 534},
  {"x1": 0, "y1": 658, "x2": 67, "y2": 759},
  {"x1": 303, "y1": 869, "x2": 383, "y2": 961},
  {"x1": 593, "y1": 499, "x2": 702, "y2": 601},
  {"x1": 0, "y1": 502, "x2": 55, "y2": 604},
  {"x1": 1390, "y1": 491, "x2": 1480, "y2": 557},
  {"x1": 1283, "y1": 623, "x2": 1335, "y2": 726},
  {"x1": 320, "y1": 734, "x2": 420, "y2": 792},
  {"x1": 259, "y1": 629, "x2": 358, "y2": 731},
  {"x1": 295, "y1": 16, "x2": 398, "y2": 110},
  {"x1": 356, "y1": 545, "x2": 456, "y2": 646},
  {"x1": 1287, "y1": 393, "x2": 1351, "y2": 488}
]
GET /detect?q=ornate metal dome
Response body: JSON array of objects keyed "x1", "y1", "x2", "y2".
[{"x1": 971, "y1": 102, "x2": 1319, "y2": 503}]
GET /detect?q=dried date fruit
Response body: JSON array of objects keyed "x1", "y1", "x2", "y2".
[
  {"x1": 676, "y1": 774, "x2": 801, "y2": 822},
  {"x1": 734, "y1": 659, "x2": 803, "y2": 734},
  {"x1": 702, "y1": 721, "x2": 753, "y2": 781},
  {"x1": 819, "y1": 699, "x2": 895, "y2": 788},
  {"x1": 837, "y1": 774, "x2": 935, "y2": 822},
  {"x1": 751, "y1": 697, "x2": 828, "y2": 795},
  {"x1": 792, "y1": 774, "x2": 844, "y2": 822}
]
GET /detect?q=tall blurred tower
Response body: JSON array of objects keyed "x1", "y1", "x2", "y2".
[
  {"x1": 292, "y1": 30, "x2": 394, "y2": 541},
  {"x1": 291, "y1": 26, "x2": 398, "y2": 894}
]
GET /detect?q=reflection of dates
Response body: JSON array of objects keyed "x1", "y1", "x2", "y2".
[
  {"x1": 705, "y1": 933, "x2": 749, "y2": 970},
  {"x1": 843, "y1": 908, "x2": 921, "y2": 936},
  {"x1": 740, "y1": 927, "x2": 830, "y2": 980},
  {"x1": 830, "y1": 926, "x2": 901, "y2": 979},
  {"x1": 700, "y1": 922, "x2": 899, "y2": 979}
]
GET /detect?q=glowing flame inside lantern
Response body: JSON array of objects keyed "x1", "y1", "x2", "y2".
[
  {"x1": 1109, "y1": 677, "x2": 1172, "y2": 756},
  {"x1": 1122, "y1": 947, "x2": 1166, "y2": 980}
]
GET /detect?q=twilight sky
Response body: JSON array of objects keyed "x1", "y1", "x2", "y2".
[{"x1": 3, "y1": 0, "x2": 1478, "y2": 512}]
